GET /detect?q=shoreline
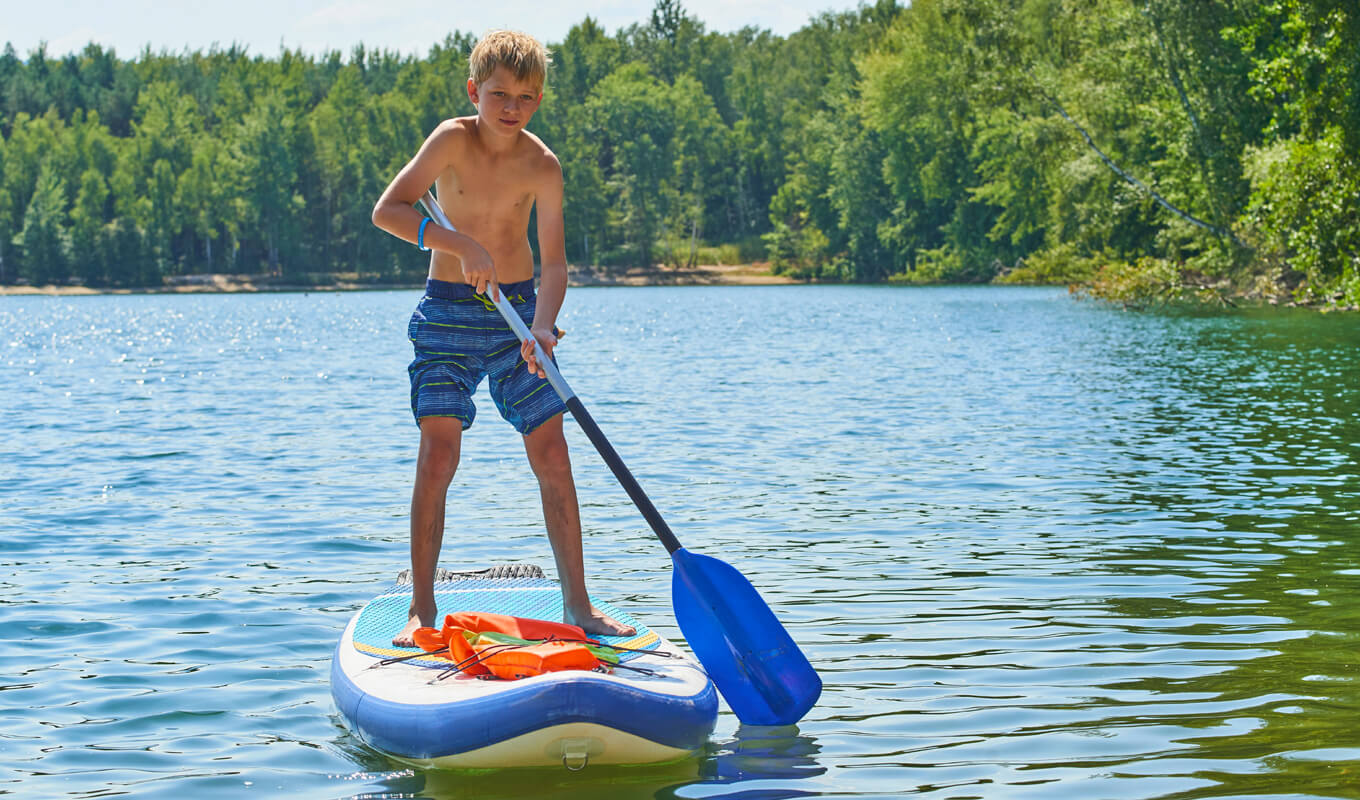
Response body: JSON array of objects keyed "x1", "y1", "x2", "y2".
[{"x1": 0, "y1": 263, "x2": 798, "y2": 296}]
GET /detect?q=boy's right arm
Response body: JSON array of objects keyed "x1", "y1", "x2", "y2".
[{"x1": 370, "y1": 122, "x2": 498, "y2": 297}]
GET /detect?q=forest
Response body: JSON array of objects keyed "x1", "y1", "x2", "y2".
[{"x1": 0, "y1": 0, "x2": 1356, "y2": 306}]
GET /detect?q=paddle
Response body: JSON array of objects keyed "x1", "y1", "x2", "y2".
[{"x1": 416, "y1": 190, "x2": 821, "y2": 725}]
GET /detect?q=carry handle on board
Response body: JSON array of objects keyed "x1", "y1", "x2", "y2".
[{"x1": 417, "y1": 190, "x2": 821, "y2": 726}]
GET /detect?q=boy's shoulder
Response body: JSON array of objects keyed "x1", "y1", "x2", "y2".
[
  {"x1": 520, "y1": 132, "x2": 561, "y2": 176},
  {"x1": 432, "y1": 115, "x2": 478, "y2": 143},
  {"x1": 436, "y1": 117, "x2": 560, "y2": 174}
]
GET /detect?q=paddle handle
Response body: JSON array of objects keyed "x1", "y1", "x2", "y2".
[
  {"x1": 418, "y1": 191, "x2": 574, "y2": 403},
  {"x1": 417, "y1": 191, "x2": 684, "y2": 555}
]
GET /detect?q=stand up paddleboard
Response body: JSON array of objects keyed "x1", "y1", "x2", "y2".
[{"x1": 331, "y1": 565, "x2": 718, "y2": 769}]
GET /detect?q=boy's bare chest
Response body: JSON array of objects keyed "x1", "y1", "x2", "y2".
[{"x1": 437, "y1": 158, "x2": 535, "y2": 230}]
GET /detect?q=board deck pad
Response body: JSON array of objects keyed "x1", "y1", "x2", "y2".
[{"x1": 351, "y1": 575, "x2": 660, "y2": 668}]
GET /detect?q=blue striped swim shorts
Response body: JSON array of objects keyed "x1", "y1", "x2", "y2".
[{"x1": 407, "y1": 278, "x2": 566, "y2": 434}]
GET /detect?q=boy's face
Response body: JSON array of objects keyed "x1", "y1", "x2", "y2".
[{"x1": 467, "y1": 66, "x2": 543, "y2": 137}]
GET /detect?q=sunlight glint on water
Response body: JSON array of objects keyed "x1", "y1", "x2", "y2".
[{"x1": 2, "y1": 286, "x2": 1358, "y2": 799}]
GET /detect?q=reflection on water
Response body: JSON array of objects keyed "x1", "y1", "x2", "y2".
[
  {"x1": 685, "y1": 725, "x2": 826, "y2": 800},
  {"x1": 2, "y1": 288, "x2": 1358, "y2": 799},
  {"x1": 328, "y1": 725, "x2": 824, "y2": 800},
  {"x1": 701, "y1": 725, "x2": 825, "y2": 783},
  {"x1": 337, "y1": 757, "x2": 703, "y2": 800}
]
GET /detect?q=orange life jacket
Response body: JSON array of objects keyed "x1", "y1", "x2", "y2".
[
  {"x1": 410, "y1": 612, "x2": 602, "y2": 680},
  {"x1": 444, "y1": 612, "x2": 591, "y2": 642}
]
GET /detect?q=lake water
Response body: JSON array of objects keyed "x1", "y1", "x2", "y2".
[{"x1": 3, "y1": 285, "x2": 1358, "y2": 799}]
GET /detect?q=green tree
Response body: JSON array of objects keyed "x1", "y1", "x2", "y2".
[
  {"x1": 861, "y1": 0, "x2": 984, "y2": 280},
  {"x1": 555, "y1": 17, "x2": 624, "y2": 108},
  {"x1": 177, "y1": 135, "x2": 229, "y2": 271},
  {"x1": 230, "y1": 91, "x2": 304, "y2": 274},
  {"x1": 0, "y1": 126, "x2": 11, "y2": 283},
  {"x1": 584, "y1": 63, "x2": 677, "y2": 265},
  {"x1": 1233, "y1": 0, "x2": 1360, "y2": 303},
  {"x1": 1244, "y1": 127, "x2": 1360, "y2": 305},
  {"x1": 642, "y1": 0, "x2": 702, "y2": 84},
  {"x1": 1, "y1": 2, "x2": 1355, "y2": 300},
  {"x1": 764, "y1": 112, "x2": 838, "y2": 278},
  {"x1": 13, "y1": 164, "x2": 69, "y2": 284},
  {"x1": 1, "y1": 111, "x2": 68, "y2": 282},
  {"x1": 147, "y1": 157, "x2": 178, "y2": 273},
  {"x1": 309, "y1": 66, "x2": 375, "y2": 271},
  {"x1": 104, "y1": 143, "x2": 150, "y2": 285},
  {"x1": 69, "y1": 167, "x2": 110, "y2": 285},
  {"x1": 662, "y1": 75, "x2": 729, "y2": 268}
]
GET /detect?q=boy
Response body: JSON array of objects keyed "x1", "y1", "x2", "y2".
[{"x1": 371, "y1": 30, "x2": 634, "y2": 646}]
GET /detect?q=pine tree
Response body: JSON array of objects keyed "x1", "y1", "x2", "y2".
[{"x1": 14, "y1": 164, "x2": 69, "y2": 284}]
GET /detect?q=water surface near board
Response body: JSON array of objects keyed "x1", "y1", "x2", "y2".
[{"x1": 2, "y1": 285, "x2": 1358, "y2": 799}]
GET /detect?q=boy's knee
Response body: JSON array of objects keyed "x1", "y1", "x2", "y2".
[
  {"x1": 417, "y1": 445, "x2": 459, "y2": 483},
  {"x1": 527, "y1": 435, "x2": 571, "y2": 481},
  {"x1": 417, "y1": 423, "x2": 462, "y2": 481}
]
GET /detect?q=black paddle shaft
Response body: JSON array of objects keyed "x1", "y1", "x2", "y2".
[{"x1": 564, "y1": 397, "x2": 683, "y2": 555}]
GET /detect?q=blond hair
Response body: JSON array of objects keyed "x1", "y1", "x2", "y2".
[{"x1": 468, "y1": 30, "x2": 550, "y2": 90}]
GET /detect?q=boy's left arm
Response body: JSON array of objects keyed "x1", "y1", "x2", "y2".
[{"x1": 524, "y1": 156, "x2": 567, "y2": 379}]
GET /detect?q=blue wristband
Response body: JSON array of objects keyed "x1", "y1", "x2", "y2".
[{"x1": 417, "y1": 217, "x2": 431, "y2": 251}]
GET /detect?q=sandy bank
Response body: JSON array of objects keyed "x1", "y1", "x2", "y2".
[{"x1": 0, "y1": 263, "x2": 797, "y2": 296}]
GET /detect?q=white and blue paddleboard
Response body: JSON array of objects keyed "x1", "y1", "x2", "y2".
[{"x1": 331, "y1": 565, "x2": 718, "y2": 769}]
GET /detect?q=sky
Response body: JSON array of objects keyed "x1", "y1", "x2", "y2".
[{"x1": 2, "y1": 0, "x2": 871, "y2": 59}]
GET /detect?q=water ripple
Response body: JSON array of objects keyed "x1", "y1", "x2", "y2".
[{"x1": 3, "y1": 287, "x2": 1358, "y2": 798}]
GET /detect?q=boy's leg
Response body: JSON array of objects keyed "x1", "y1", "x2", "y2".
[
  {"x1": 393, "y1": 416, "x2": 463, "y2": 647},
  {"x1": 523, "y1": 414, "x2": 636, "y2": 637}
]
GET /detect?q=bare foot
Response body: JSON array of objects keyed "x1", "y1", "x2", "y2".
[
  {"x1": 392, "y1": 600, "x2": 437, "y2": 647},
  {"x1": 565, "y1": 604, "x2": 636, "y2": 637}
]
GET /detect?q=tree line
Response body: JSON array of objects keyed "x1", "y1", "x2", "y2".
[{"x1": 1, "y1": 0, "x2": 1356, "y2": 305}]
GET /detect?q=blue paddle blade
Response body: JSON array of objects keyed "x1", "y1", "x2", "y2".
[{"x1": 671, "y1": 547, "x2": 821, "y2": 725}]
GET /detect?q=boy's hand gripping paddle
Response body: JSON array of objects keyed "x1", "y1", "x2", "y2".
[{"x1": 418, "y1": 190, "x2": 821, "y2": 725}]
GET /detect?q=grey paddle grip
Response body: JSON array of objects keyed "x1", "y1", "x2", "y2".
[{"x1": 418, "y1": 190, "x2": 577, "y2": 403}]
